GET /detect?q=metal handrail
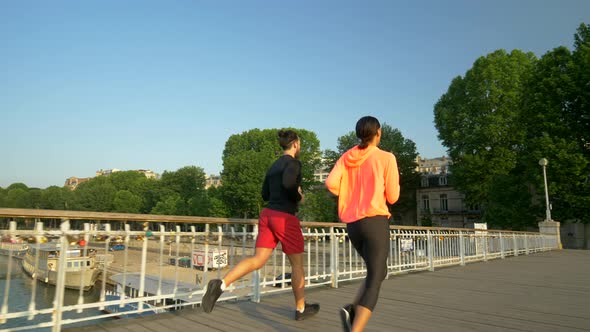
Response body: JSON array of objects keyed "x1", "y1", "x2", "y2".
[
  {"x1": 0, "y1": 208, "x2": 539, "y2": 233},
  {"x1": 0, "y1": 208, "x2": 559, "y2": 332}
]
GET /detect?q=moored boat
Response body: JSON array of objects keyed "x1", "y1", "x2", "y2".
[
  {"x1": 21, "y1": 243, "x2": 101, "y2": 291},
  {"x1": 0, "y1": 238, "x2": 28, "y2": 258}
]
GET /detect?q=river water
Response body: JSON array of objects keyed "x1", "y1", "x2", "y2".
[{"x1": 0, "y1": 255, "x2": 108, "y2": 331}]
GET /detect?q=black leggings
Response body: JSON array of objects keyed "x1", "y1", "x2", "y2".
[{"x1": 346, "y1": 215, "x2": 390, "y2": 311}]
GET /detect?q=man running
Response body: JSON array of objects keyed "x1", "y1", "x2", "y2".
[{"x1": 201, "y1": 129, "x2": 320, "y2": 321}]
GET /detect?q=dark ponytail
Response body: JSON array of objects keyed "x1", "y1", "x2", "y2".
[
  {"x1": 278, "y1": 129, "x2": 299, "y2": 150},
  {"x1": 355, "y1": 116, "x2": 381, "y2": 149}
]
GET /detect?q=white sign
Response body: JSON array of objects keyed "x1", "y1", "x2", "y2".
[
  {"x1": 401, "y1": 239, "x2": 414, "y2": 252},
  {"x1": 192, "y1": 249, "x2": 228, "y2": 269},
  {"x1": 474, "y1": 223, "x2": 488, "y2": 256}
]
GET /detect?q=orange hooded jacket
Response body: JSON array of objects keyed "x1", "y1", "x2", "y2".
[{"x1": 325, "y1": 145, "x2": 400, "y2": 223}]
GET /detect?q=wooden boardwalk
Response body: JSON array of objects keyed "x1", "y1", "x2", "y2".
[{"x1": 64, "y1": 250, "x2": 590, "y2": 332}]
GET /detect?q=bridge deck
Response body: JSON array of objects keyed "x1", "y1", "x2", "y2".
[{"x1": 64, "y1": 250, "x2": 590, "y2": 332}]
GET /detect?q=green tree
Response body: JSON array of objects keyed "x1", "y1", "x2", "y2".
[
  {"x1": 324, "y1": 123, "x2": 419, "y2": 223},
  {"x1": 6, "y1": 183, "x2": 28, "y2": 191},
  {"x1": 150, "y1": 193, "x2": 185, "y2": 215},
  {"x1": 434, "y1": 49, "x2": 537, "y2": 209},
  {"x1": 72, "y1": 176, "x2": 116, "y2": 212},
  {"x1": 28, "y1": 188, "x2": 43, "y2": 209},
  {"x1": 109, "y1": 171, "x2": 148, "y2": 194},
  {"x1": 484, "y1": 175, "x2": 536, "y2": 230},
  {"x1": 568, "y1": 23, "x2": 590, "y2": 221},
  {"x1": 5, "y1": 188, "x2": 30, "y2": 208},
  {"x1": 160, "y1": 166, "x2": 206, "y2": 200},
  {"x1": 571, "y1": 23, "x2": 590, "y2": 147},
  {"x1": 40, "y1": 186, "x2": 75, "y2": 210},
  {"x1": 0, "y1": 187, "x2": 6, "y2": 207},
  {"x1": 135, "y1": 178, "x2": 165, "y2": 214},
  {"x1": 297, "y1": 187, "x2": 338, "y2": 223},
  {"x1": 434, "y1": 25, "x2": 590, "y2": 227},
  {"x1": 160, "y1": 166, "x2": 207, "y2": 215},
  {"x1": 113, "y1": 190, "x2": 143, "y2": 213},
  {"x1": 520, "y1": 37, "x2": 590, "y2": 223},
  {"x1": 188, "y1": 190, "x2": 209, "y2": 216},
  {"x1": 206, "y1": 186, "x2": 230, "y2": 218},
  {"x1": 221, "y1": 128, "x2": 321, "y2": 218}
]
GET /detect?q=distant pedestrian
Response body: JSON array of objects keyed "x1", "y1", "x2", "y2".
[
  {"x1": 201, "y1": 129, "x2": 319, "y2": 321},
  {"x1": 326, "y1": 116, "x2": 400, "y2": 332}
]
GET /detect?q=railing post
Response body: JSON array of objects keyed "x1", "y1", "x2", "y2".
[
  {"x1": 137, "y1": 221, "x2": 150, "y2": 312},
  {"x1": 513, "y1": 233, "x2": 519, "y2": 257},
  {"x1": 203, "y1": 224, "x2": 210, "y2": 285},
  {"x1": 77, "y1": 222, "x2": 91, "y2": 312},
  {"x1": 330, "y1": 227, "x2": 339, "y2": 288},
  {"x1": 524, "y1": 234, "x2": 529, "y2": 255},
  {"x1": 252, "y1": 224, "x2": 261, "y2": 303},
  {"x1": 500, "y1": 232, "x2": 505, "y2": 259},
  {"x1": 541, "y1": 235, "x2": 547, "y2": 251},
  {"x1": 52, "y1": 219, "x2": 70, "y2": 332},
  {"x1": 158, "y1": 224, "x2": 166, "y2": 302},
  {"x1": 459, "y1": 231, "x2": 465, "y2": 266},
  {"x1": 427, "y1": 230, "x2": 434, "y2": 271},
  {"x1": 216, "y1": 225, "x2": 223, "y2": 280},
  {"x1": 0, "y1": 221, "x2": 17, "y2": 324},
  {"x1": 483, "y1": 231, "x2": 488, "y2": 262}
]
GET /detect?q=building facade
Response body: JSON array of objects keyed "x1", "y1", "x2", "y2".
[
  {"x1": 65, "y1": 168, "x2": 159, "y2": 190},
  {"x1": 205, "y1": 175, "x2": 222, "y2": 189},
  {"x1": 415, "y1": 156, "x2": 482, "y2": 228},
  {"x1": 313, "y1": 164, "x2": 330, "y2": 183},
  {"x1": 95, "y1": 168, "x2": 121, "y2": 177},
  {"x1": 415, "y1": 155, "x2": 451, "y2": 174},
  {"x1": 64, "y1": 177, "x2": 92, "y2": 190}
]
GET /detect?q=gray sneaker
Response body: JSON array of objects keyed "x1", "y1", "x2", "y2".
[
  {"x1": 202, "y1": 279, "x2": 223, "y2": 313},
  {"x1": 295, "y1": 302, "x2": 320, "y2": 321}
]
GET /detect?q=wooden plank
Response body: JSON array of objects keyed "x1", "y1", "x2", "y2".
[{"x1": 62, "y1": 250, "x2": 590, "y2": 332}]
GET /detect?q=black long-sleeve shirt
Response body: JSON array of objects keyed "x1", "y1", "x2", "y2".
[{"x1": 261, "y1": 155, "x2": 302, "y2": 215}]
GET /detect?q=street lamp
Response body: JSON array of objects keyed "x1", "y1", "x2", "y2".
[{"x1": 538, "y1": 158, "x2": 552, "y2": 222}]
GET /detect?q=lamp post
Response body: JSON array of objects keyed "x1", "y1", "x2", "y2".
[{"x1": 538, "y1": 158, "x2": 552, "y2": 222}]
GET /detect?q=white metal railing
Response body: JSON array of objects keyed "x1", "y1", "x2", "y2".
[{"x1": 0, "y1": 208, "x2": 559, "y2": 332}]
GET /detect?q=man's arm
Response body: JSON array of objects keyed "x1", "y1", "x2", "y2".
[
  {"x1": 283, "y1": 159, "x2": 302, "y2": 202},
  {"x1": 261, "y1": 174, "x2": 270, "y2": 201}
]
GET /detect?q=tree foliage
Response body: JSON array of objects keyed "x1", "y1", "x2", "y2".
[
  {"x1": 220, "y1": 128, "x2": 321, "y2": 219},
  {"x1": 206, "y1": 186, "x2": 230, "y2": 218},
  {"x1": 114, "y1": 190, "x2": 143, "y2": 213},
  {"x1": 297, "y1": 188, "x2": 338, "y2": 223},
  {"x1": 434, "y1": 49, "x2": 536, "y2": 206},
  {"x1": 434, "y1": 23, "x2": 590, "y2": 227},
  {"x1": 0, "y1": 167, "x2": 213, "y2": 218}
]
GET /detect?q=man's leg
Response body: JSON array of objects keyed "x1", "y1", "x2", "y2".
[
  {"x1": 287, "y1": 252, "x2": 319, "y2": 321},
  {"x1": 286, "y1": 253, "x2": 305, "y2": 310},
  {"x1": 202, "y1": 247, "x2": 273, "y2": 313},
  {"x1": 223, "y1": 247, "x2": 273, "y2": 286}
]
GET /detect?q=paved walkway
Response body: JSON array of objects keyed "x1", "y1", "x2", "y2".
[{"x1": 64, "y1": 250, "x2": 590, "y2": 332}]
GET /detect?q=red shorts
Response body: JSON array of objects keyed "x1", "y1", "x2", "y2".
[{"x1": 255, "y1": 208, "x2": 304, "y2": 255}]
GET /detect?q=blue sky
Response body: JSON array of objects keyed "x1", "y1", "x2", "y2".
[{"x1": 1, "y1": 0, "x2": 589, "y2": 188}]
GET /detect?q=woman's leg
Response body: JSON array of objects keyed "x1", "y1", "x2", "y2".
[{"x1": 347, "y1": 216, "x2": 390, "y2": 331}]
